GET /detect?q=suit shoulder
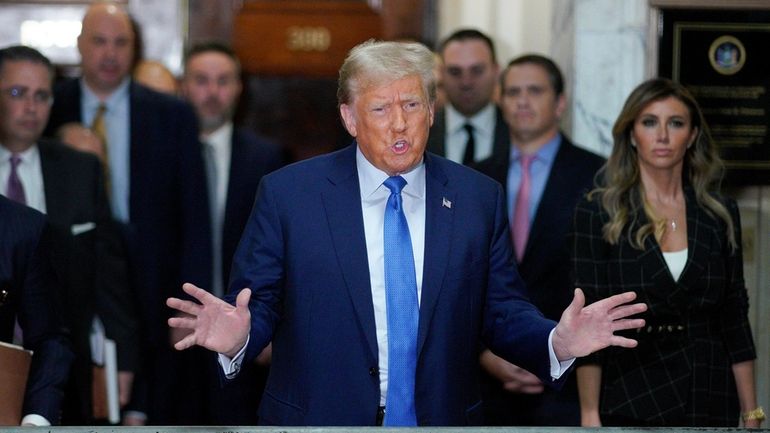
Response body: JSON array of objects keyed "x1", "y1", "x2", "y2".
[
  {"x1": 132, "y1": 82, "x2": 194, "y2": 112},
  {"x1": 0, "y1": 196, "x2": 46, "y2": 232},
  {"x1": 39, "y1": 139, "x2": 101, "y2": 166},
  {"x1": 263, "y1": 146, "x2": 346, "y2": 185},
  {"x1": 563, "y1": 140, "x2": 605, "y2": 166},
  {"x1": 431, "y1": 153, "x2": 502, "y2": 192},
  {"x1": 234, "y1": 128, "x2": 281, "y2": 154}
]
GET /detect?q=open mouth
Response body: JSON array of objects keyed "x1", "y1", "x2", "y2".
[{"x1": 392, "y1": 140, "x2": 409, "y2": 154}]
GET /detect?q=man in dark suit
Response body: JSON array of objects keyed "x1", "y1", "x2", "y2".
[
  {"x1": 0, "y1": 196, "x2": 73, "y2": 426},
  {"x1": 167, "y1": 41, "x2": 645, "y2": 426},
  {"x1": 177, "y1": 41, "x2": 282, "y2": 424},
  {"x1": 43, "y1": 2, "x2": 211, "y2": 425},
  {"x1": 427, "y1": 29, "x2": 509, "y2": 166},
  {"x1": 0, "y1": 44, "x2": 135, "y2": 425},
  {"x1": 475, "y1": 54, "x2": 605, "y2": 426}
]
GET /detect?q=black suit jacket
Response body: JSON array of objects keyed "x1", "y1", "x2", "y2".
[
  {"x1": 221, "y1": 128, "x2": 283, "y2": 290},
  {"x1": 572, "y1": 189, "x2": 756, "y2": 426},
  {"x1": 46, "y1": 79, "x2": 210, "y2": 422},
  {"x1": 38, "y1": 139, "x2": 138, "y2": 423},
  {"x1": 427, "y1": 106, "x2": 510, "y2": 165},
  {"x1": 0, "y1": 195, "x2": 73, "y2": 423},
  {"x1": 475, "y1": 135, "x2": 604, "y2": 425},
  {"x1": 476, "y1": 135, "x2": 604, "y2": 320},
  {"x1": 46, "y1": 79, "x2": 211, "y2": 345}
]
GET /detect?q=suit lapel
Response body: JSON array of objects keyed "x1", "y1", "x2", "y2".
[
  {"x1": 676, "y1": 188, "x2": 708, "y2": 288},
  {"x1": 223, "y1": 129, "x2": 243, "y2": 237},
  {"x1": 417, "y1": 153, "x2": 453, "y2": 356},
  {"x1": 38, "y1": 141, "x2": 68, "y2": 220},
  {"x1": 491, "y1": 107, "x2": 511, "y2": 161},
  {"x1": 321, "y1": 145, "x2": 379, "y2": 359},
  {"x1": 523, "y1": 139, "x2": 577, "y2": 263}
]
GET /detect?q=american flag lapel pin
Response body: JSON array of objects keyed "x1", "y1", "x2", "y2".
[{"x1": 442, "y1": 197, "x2": 452, "y2": 209}]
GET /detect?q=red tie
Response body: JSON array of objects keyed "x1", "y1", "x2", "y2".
[{"x1": 512, "y1": 154, "x2": 534, "y2": 261}]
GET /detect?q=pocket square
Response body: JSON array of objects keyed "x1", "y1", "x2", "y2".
[{"x1": 71, "y1": 222, "x2": 96, "y2": 235}]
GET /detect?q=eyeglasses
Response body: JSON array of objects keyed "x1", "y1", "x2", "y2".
[{"x1": 1, "y1": 86, "x2": 53, "y2": 106}]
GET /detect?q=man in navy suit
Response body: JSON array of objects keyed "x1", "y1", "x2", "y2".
[
  {"x1": 44, "y1": 2, "x2": 211, "y2": 425},
  {"x1": 0, "y1": 196, "x2": 73, "y2": 426},
  {"x1": 475, "y1": 54, "x2": 605, "y2": 426},
  {"x1": 177, "y1": 41, "x2": 282, "y2": 424},
  {"x1": 167, "y1": 41, "x2": 645, "y2": 426},
  {"x1": 0, "y1": 44, "x2": 137, "y2": 425}
]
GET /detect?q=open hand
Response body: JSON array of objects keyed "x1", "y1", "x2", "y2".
[
  {"x1": 552, "y1": 288, "x2": 646, "y2": 360},
  {"x1": 166, "y1": 283, "x2": 251, "y2": 358}
]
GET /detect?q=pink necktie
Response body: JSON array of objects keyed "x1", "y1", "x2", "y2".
[{"x1": 512, "y1": 154, "x2": 534, "y2": 262}]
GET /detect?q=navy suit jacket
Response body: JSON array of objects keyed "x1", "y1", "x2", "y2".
[
  {"x1": 220, "y1": 128, "x2": 283, "y2": 290},
  {"x1": 38, "y1": 139, "x2": 138, "y2": 422},
  {"x1": 476, "y1": 135, "x2": 605, "y2": 320},
  {"x1": 474, "y1": 134, "x2": 604, "y2": 425},
  {"x1": 228, "y1": 144, "x2": 561, "y2": 426},
  {"x1": 426, "y1": 106, "x2": 510, "y2": 165},
  {"x1": 0, "y1": 195, "x2": 73, "y2": 423},
  {"x1": 45, "y1": 79, "x2": 211, "y2": 346}
]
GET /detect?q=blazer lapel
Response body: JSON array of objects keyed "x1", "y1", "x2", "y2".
[
  {"x1": 417, "y1": 153, "x2": 454, "y2": 356},
  {"x1": 38, "y1": 141, "x2": 69, "y2": 220},
  {"x1": 676, "y1": 188, "x2": 708, "y2": 289},
  {"x1": 322, "y1": 145, "x2": 378, "y2": 359}
]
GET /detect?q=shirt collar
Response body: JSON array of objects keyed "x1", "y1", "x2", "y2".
[
  {"x1": 356, "y1": 144, "x2": 425, "y2": 202},
  {"x1": 511, "y1": 133, "x2": 562, "y2": 164},
  {"x1": 202, "y1": 121, "x2": 233, "y2": 152},
  {"x1": 446, "y1": 102, "x2": 496, "y2": 135},
  {"x1": 80, "y1": 77, "x2": 131, "y2": 112},
  {"x1": 0, "y1": 142, "x2": 40, "y2": 165}
]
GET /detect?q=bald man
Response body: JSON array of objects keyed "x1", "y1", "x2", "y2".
[{"x1": 44, "y1": 1, "x2": 211, "y2": 425}]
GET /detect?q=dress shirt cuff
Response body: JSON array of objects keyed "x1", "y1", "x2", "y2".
[
  {"x1": 218, "y1": 335, "x2": 250, "y2": 379},
  {"x1": 548, "y1": 328, "x2": 575, "y2": 379},
  {"x1": 21, "y1": 414, "x2": 50, "y2": 426}
]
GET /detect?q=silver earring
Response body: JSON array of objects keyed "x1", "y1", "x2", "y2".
[{"x1": 631, "y1": 139, "x2": 637, "y2": 147}]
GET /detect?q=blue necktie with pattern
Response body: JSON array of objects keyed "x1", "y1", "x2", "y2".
[{"x1": 382, "y1": 175, "x2": 418, "y2": 426}]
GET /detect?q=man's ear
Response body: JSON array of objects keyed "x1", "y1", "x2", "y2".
[
  {"x1": 339, "y1": 104, "x2": 357, "y2": 137},
  {"x1": 555, "y1": 93, "x2": 567, "y2": 119}
]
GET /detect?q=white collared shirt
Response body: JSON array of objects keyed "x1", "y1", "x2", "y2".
[
  {"x1": 0, "y1": 144, "x2": 46, "y2": 213},
  {"x1": 219, "y1": 145, "x2": 572, "y2": 396},
  {"x1": 356, "y1": 146, "x2": 426, "y2": 406},
  {"x1": 201, "y1": 122, "x2": 233, "y2": 297},
  {"x1": 81, "y1": 78, "x2": 131, "y2": 222},
  {"x1": 444, "y1": 103, "x2": 496, "y2": 163}
]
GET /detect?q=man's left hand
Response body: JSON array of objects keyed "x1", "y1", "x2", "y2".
[{"x1": 552, "y1": 288, "x2": 646, "y2": 361}]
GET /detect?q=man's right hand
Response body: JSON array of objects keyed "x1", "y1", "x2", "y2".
[
  {"x1": 166, "y1": 283, "x2": 251, "y2": 358},
  {"x1": 479, "y1": 349, "x2": 544, "y2": 394}
]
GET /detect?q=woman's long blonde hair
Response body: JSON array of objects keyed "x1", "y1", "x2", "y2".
[{"x1": 589, "y1": 78, "x2": 736, "y2": 250}]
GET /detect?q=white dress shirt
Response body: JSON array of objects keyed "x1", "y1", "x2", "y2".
[
  {"x1": 356, "y1": 146, "x2": 426, "y2": 406},
  {"x1": 444, "y1": 103, "x2": 496, "y2": 163},
  {"x1": 0, "y1": 144, "x2": 47, "y2": 213},
  {"x1": 202, "y1": 122, "x2": 233, "y2": 297},
  {"x1": 81, "y1": 78, "x2": 131, "y2": 222},
  {"x1": 219, "y1": 144, "x2": 573, "y2": 400}
]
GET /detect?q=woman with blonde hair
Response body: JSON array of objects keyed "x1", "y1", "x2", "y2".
[{"x1": 572, "y1": 78, "x2": 762, "y2": 427}]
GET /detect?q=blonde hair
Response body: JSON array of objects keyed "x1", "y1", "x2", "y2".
[
  {"x1": 337, "y1": 40, "x2": 436, "y2": 107},
  {"x1": 589, "y1": 78, "x2": 736, "y2": 250}
]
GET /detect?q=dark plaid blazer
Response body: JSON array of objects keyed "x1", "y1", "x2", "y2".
[{"x1": 571, "y1": 187, "x2": 756, "y2": 427}]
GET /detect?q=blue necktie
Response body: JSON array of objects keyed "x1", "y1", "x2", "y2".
[{"x1": 382, "y1": 176, "x2": 418, "y2": 426}]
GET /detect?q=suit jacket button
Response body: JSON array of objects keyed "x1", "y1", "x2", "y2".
[{"x1": 369, "y1": 367, "x2": 378, "y2": 376}]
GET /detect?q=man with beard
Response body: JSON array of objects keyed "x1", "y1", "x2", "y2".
[{"x1": 177, "y1": 41, "x2": 282, "y2": 424}]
